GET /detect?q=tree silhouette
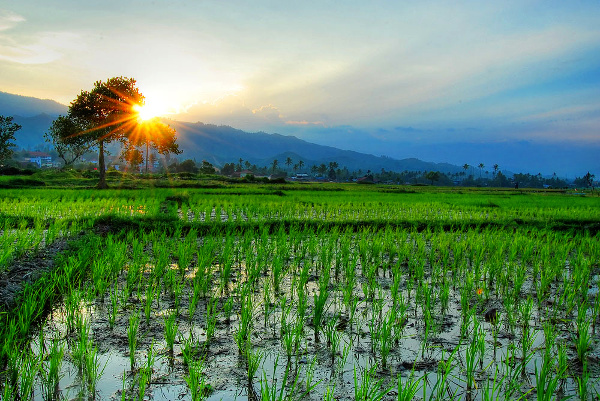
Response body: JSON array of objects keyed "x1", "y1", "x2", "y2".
[
  {"x1": 298, "y1": 160, "x2": 304, "y2": 172},
  {"x1": 584, "y1": 171, "x2": 595, "y2": 189},
  {"x1": 478, "y1": 163, "x2": 484, "y2": 179},
  {"x1": 493, "y1": 164, "x2": 499, "y2": 177},
  {"x1": 45, "y1": 115, "x2": 91, "y2": 167},
  {"x1": 285, "y1": 157, "x2": 293, "y2": 171},
  {"x1": 0, "y1": 116, "x2": 21, "y2": 162},
  {"x1": 425, "y1": 171, "x2": 440, "y2": 185},
  {"x1": 61, "y1": 77, "x2": 179, "y2": 187},
  {"x1": 271, "y1": 159, "x2": 278, "y2": 172}
]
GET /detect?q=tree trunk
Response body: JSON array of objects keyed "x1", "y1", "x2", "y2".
[
  {"x1": 145, "y1": 141, "x2": 149, "y2": 174},
  {"x1": 97, "y1": 140, "x2": 108, "y2": 189}
]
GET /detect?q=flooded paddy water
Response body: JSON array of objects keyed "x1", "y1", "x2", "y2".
[{"x1": 8, "y1": 225, "x2": 600, "y2": 400}]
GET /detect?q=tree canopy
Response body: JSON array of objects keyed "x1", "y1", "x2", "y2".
[
  {"x1": 48, "y1": 77, "x2": 180, "y2": 187},
  {"x1": 0, "y1": 115, "x2": 21, "y2": 163}
]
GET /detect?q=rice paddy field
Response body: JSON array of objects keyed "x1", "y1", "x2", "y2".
[{"x1": 0, "y1": 183, "x2": 599, "y2": 400}]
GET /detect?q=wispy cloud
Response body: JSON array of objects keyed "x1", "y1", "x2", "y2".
[{"x1": 0, "y1": 9, "x2": 25, "y2": 31}]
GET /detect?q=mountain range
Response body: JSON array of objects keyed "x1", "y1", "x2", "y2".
[{"x1": 0, "y1": 91, "x2": 464, "y2": 175}]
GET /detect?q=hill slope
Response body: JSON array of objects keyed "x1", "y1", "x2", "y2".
[{"x1": 0, "y1": 91, "x2": 67, "y2": 117}]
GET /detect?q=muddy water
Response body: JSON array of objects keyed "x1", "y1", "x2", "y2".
[{"x1": 25, "y1": 236, "x2": 600, "y2": 400}]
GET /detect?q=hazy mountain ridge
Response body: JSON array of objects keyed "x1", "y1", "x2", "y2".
[
  {"x1": 0, "y1": 91, "x2": 67, "y2": 117},
  {"x1": 168, "y1": 121, "x2": 464, "y2": 174}
]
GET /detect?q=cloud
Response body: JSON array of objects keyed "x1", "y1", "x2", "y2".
[
  {"x1": 285, "y1": 120, "x2": 327, "y2": 127},
  {"x1": 252, "y1": 105, "x2": 284, "y2": 122},
  {"x1": 0, "y1": 9, "x2": 25, "y2": 31},
  {"x1": 0, "y1": 32, "x2": 81, "y2": 64},
  {"x1": 0, "y1": 9, "x2": 81, "y2": 65}
]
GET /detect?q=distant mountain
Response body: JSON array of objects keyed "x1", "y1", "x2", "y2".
[
  {"x1": 0, "y1": 91, "x2": 67, "y2": 117},
  {"x1": 11, "y1": 114, "x2": 57, "y2": 150},
  {"x1": 168, "y1": 121, "x2": 464, "y2": 174},
  {"x1": 0, "y1": 91, "x2": 467, "y2": 174},
  {"x1": 0, "y1": 91, "x2": 68, "y2": 150}
]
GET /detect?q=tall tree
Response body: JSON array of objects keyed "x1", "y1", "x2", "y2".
[
  {"x1": 0, "y1": 116, "x2": 21, "y2": 163},
  {"x1": 584, "y1": 171, "x2": 595, "y2": 189},
  {"x1": 478, "y1": 163, "x2": 485, "y2": 178},
  {"x1": 61, "y1": 77, "x2": 179, "y2": 188},
  {"x1": 271, "y1": 159, "x2": 278, "y2": 172},
  {"x1": 45, "y1": 115, "x2": 92, "y2": 167},
  {"x1": 285, "y1": 156, "x2": 293, "y2": 171},
  {"x1": 425, "y1": 171, "x2": 440, "y2": 185},
  {"x1": 298, "y1": 159, "x2": 304, "y2": 172}
]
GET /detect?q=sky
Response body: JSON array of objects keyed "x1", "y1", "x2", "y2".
[{"x1": 1, "y1": 1, "x2": 599, "y2": 175}]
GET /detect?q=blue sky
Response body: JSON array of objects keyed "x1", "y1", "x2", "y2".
[{"x1": 1, "y1": 1, "x2": 599, "y2": 175}]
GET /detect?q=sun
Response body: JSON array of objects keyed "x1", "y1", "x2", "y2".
[
  {"x1": 132, "y1": 104, "x2": 157, "y2": 121},
  {"x1": 133, "y1": 102, "x2": 169, "y2": 121}
]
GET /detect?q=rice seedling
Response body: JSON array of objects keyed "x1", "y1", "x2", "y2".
[
  {"x1": 482, "y1": 367, "x2": 505, "y2": 401},
  {"x1": 83, "y1": 343, "x2": 105, "y2": 397},
  {"x1": 378, "y1": 308, "x2": 394, "y2": 369},
  {"x1": 18, "y1": 351, "x2": 41, "y2": 401},
  {"x1": 575, "y1": 315, "x2": 592, "y2": 368},
  {"x1": 312, "y1": 272, "x2": 330, "y2": 343},
  {"x1": 181, "y1": 332, "x2": 198, "y2": 367},
  {"x1": 128, "y1": 312, "x2": 140, "y2": 370},
  {"x1": 578, "y1": 365, "x2": 590, "y2": 401},
  {"x1": 164, "y1": 311, "x2": 178, "y2": 356},
  {"x1": 71, "y1": 317, "x2": 90, "y2": 374},
  {"x1": 40, "y1": 339, "x2": 64, "y2": 400},
  {"x1": 396, "y1": 370, "x2": 423, "y2": 401},
  {"x1": 205, "y1": 296, "x2": 219, "y2": 346},
  {"x1": 432, "y1": 348, "x2": 459, "y2": 401},
  {"x1": 465, "y1": 333, "x2": 478, "y2": 392},
  {"x1": 260, "y1": 355, "x2": 308, "y2": 401},
  {"x1": 246, "y1": 347, "x2": 265, "y2": 390},
  {"x1": 353, "y1": 363, "x2": 393, "y2": 401},
  {"x1": 324, "y1": 315, "x2": 341, "y2": 365},
  {"x1": 108, "y1": 285, "x2": 119, "y2": 329}
]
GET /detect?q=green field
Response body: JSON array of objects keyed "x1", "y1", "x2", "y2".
[{"x1": 0, "y1": 183, "x2": 599, "y2": 400}]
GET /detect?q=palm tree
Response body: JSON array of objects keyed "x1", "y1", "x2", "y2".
[
  {"x1": 285, "y1": 157, "x2": 293, "y2": 171},
  {"x1": 271, "y1": 159, "x2": 278, "y2": 173},
  {"x1": 462, "y1": 164, "x2": 469, "y2": 181},
  {"x1": 493, "y1": 164, "x2": 499, "y2": 177},
  {"x1": 478, "y1": 163, "x2": 484, "y2": 179},
  {"x1": 298, "y1": 160, "x2": 304, "y2": 172}
]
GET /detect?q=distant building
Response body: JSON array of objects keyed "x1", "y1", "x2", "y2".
[
  {"x1": 292, "y1": 173, "x2": 309, "y2": 181},
  {"x1": 24, "y1": 152, "x2": 53, "y2": 168},
  {"x1": 233, "y1": 169, "x2": 254, "y2": 178}
]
